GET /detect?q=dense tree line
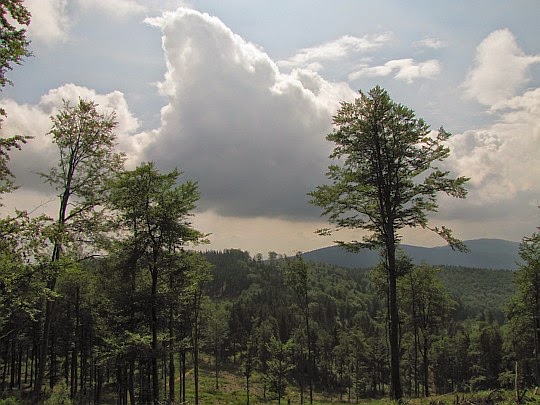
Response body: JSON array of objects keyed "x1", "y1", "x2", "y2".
[
  {"x1": 200, "y1": 249, "x2": 538, "y2": 402},
  {"x1": 1, "y1": 238, "x2": 538, "y2": 404}
]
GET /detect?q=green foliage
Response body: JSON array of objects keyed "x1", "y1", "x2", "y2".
[
  {"x1": 264, "y1": 336, "x2": 295, "y2": 400},
  {"x1": 506, "y1": 231, "x2": 540, "y2": 385},
  {"x1": 41, "y1": 98, "x2": 126, "y2": 255},
  {"x1": 309, "y1": 85, "x2": 469, "y2": 250},
  {"x1": 0, "y1": 0, "x2": 31, "y2": 91},
  {"x1": 44, "y1": 382, "x2": 72, "y2": 405},
  {"x1": 438, "y1": 266, "x2": 514, "y2": 321},
  {"x1": 0, "y1": 398, "x2": 20, "y2": 405}
]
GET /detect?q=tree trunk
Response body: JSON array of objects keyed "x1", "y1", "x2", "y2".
[
  {"x1": 423, "y1": 336, "x2": 429, "y2": 397},
  {"x1": 168, "y1": 305, "x2": 175, "y2": 403},
  {"x1": 192, "y1": 290, "x2": 202, "y2": 405},
  {"x1": 128, "y1": 358, "x2": 135, "y2": 405},
  {"x1": 49, "y1": 328, "x2": 56, "y2": 390},
  {"x1": 534, "y1": 272, "x2": 540, "y2": 385},
  {"x1": 409, "y1": 272, "x2": 420, "y2": 397},
  {"x1": 215, "y1": 345, "x2": 219, "y2": 390},
  {"x1": 9, "y1": 339, "x2": 15, "y2": 390},
  {"x1": 34, "y1": 289, "x2": 55, "y2": 399},
  {"x1": 35, "y1": 184, "x2": 68, "y2": 401},
  {"x1": 151, "y1": 268, "x2": 159, "y2": 404},
  {"x1": 1, "y1": 339, "x2": 7, "y2": 393},
  {"x1": 305, "y1": 309, "x2": 314, "y2": 404},
  {"x1": 178, "y1": 350, "x2": 183, "y2": 404},
  {"x1": 95, "y1": 365, "x2": 103, "y2": 404},
  {"x1": 181, "y1": 350, "x2": 186, "y2": 404},
  {"x1": 168, "y1": 351, "x2": 175, "y2": 402},
  {"x1": 387, "y1": 242, "x2": 403, "y2": 400},
  {"x1": 193, "y1": 346, "x2": 199, "y2": 405},
  {"x1": 246, "y1": 373, "x2": 250, "y2": 405},
  {"x1": 71, "y1": 286, "x2": 80, "y2": 399}
]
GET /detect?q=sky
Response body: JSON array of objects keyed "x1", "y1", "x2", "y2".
[{"x1": 1, "y1": 0, "x2": 539, "y2": 257}]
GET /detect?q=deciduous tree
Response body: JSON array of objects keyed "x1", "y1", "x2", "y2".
[
  {"x1": 34, "y1": 99, "x2": 125, "y2": 399},
  {"x1": 506, "y1": 231, "x2": 540, "y2": 385},
  {"x1": 310, "y1": 86, "x2": 469, "y2": 399},
  {"x1": 108, "y1": 162, "x2": 206, "y2": 404},
  {"x1": 0, "y1": 0, "x2": 31, "y2": 91},
  {"x1": 285, "y1": 254, "x2": 314, "y2": 404}
]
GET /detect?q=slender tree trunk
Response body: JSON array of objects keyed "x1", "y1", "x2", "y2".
[
  {"x1": 305, "y1": 309, "x2": 314, "y2": 404},
  {"x1": 24, "y1": 345, "x2": 29, "y2": 385},
  {"x1": 168, "y1": 305, "x2": 175, "y2": 403},
  {"x1": 34, "y1": 287, "x2": 55, "y2": 399},
  {"x1": 49, "y1": 327, "x2": 56, "y2": 390},
  {"x1": 36, "y1": 225, "x2": 68, "y2": 400},
  {"x1": 192, "y1": 289, "x2": 202, "y2": 405},
  {"x1": 193, "y1": 342, "x2": 199, "y2": 405},
  {"x1": 95, "y1": 365, "x2": 103, "y2": 404},
  {"x1": 423, "y1": 336, "x2": 429, "y2": 397},
  {"x1": 534, "y1": 273, "x2": 540, "y2": 385},
  {"x1": 409, "y1": 272, "x2": 420, "y2": 397},
  {"x1": 71, "y1": 286, "x2": 80, "y2": 399},
  {"x1": 178, "y1": 350, "x2": 183, "y2": 404},
  {"x1": 215, "y1": 345, "x2": 219, "y2": 390},
  {"x1": 9, "y1": 340, "x2": 15, "y2": 390},
  {"x1": 151, "y1": 267, "x2": 159, "y2": 405},
  {"x1": 128, "y1": 358, "x2": 135, "y2": 405},
  {"x1": 387, "y1": 241, "x2": 403, "y2": 400},
  {"x1": 1, "y1": 339, "x2": 7, "y2": 393},
  {"x1": 182, "y1": 350, "x2": 186, "y2": 404},
  {"x1": 246, "y1": 372, "x2": 250, "y2": 405},
  {"x1": 30, "y1": 340, "x2": 35, "y2": 388},
  {"x1": 16, "y1": 344, "x2": 22, "y2": 390},
  {"x1": 299, "y1": 354, "x2": 304, "y2": 405}
]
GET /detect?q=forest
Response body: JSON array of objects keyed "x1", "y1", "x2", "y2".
[
  {"x1": 1, "y1": 1, "x2": 540, "y2": 404},
  {"x1": 1, "y1": 245, "x2": 539, "y2": 404}
]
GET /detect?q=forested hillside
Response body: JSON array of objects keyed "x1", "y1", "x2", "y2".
[
  {"x1": 200, "y1": 250, "x2": 524, "y2": 400},
  {"x1": 0, "y1": 247, "x2": 525, "y2": 404}
]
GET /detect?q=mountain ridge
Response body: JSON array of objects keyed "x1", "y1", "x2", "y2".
[{"x1": 301, "y1": 238, "x2": 521, "y2": 270}]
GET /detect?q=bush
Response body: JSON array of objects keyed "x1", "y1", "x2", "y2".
[
  {"x1": 0, "y1": 397, "x2": 21, "y2": 405},
  {"x1": 44, "y1": 382, "x2": 72, "y2": 405}
]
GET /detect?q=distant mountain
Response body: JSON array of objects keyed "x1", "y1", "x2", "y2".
[{"x1": 302, "y1": 238, "x2": 521, "y2": 270}]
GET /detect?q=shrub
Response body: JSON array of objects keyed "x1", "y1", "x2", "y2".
[{"x1": 44, "y1": 382, "x2": 72, "y2": 405}]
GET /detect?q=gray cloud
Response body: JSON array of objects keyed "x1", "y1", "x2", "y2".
[{"x1": 143, "y1": 8, "x2": 356, "y2": 219}]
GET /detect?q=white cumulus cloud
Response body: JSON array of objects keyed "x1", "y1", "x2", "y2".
[
  {"x1": 448, "y1": 88, "x2": 540, "y2": 206},
  {"x1": 26, "y1": 0, "x2": 70, "y2": 44},
  {"x1": 77, "y1": 0, "x2": 147, "y2": 18},
  {"x1": 144, "y1": 8, "x2": 356, "y2": 219},
  {"x1": 462, "y1": 29, "x2": 540, "y2": 107},
  {"x1": 415, "y1": 37, "x2": 446, "y2": 50},
  {"x1": 278, "y1": 33, "x2": 392, "y2": 71},
  {"x1": 349, "y1": 58, "x2": 441, "y2": 83}
]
